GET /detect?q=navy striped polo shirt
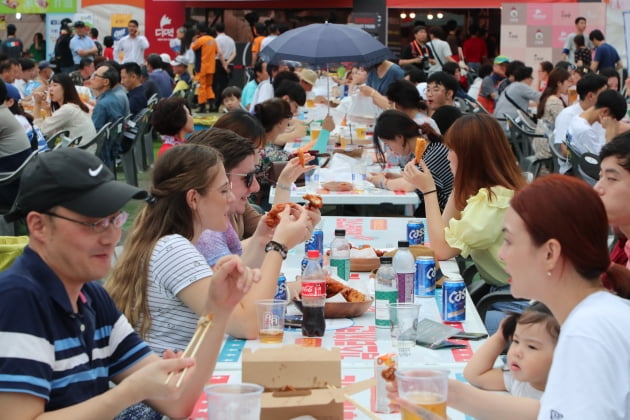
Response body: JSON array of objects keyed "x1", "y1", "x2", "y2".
[{"x1": 0, "y1": 246, "x2": 152, "y2": 411}]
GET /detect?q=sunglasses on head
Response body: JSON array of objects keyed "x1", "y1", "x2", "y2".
[{"x1": 228, "y1": 171, "x2": 256, "y2": 188}]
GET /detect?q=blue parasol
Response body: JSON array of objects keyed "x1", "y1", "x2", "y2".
[{"x1": 260, "y1": 22, "x2": 392, "y2": 67}]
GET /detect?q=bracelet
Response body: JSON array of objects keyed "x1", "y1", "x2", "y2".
[
  {"x1": 276, "y1": 182, "x2": 291, "y2": 191},
  {"x1": 423, "y1": 189, "x2": 437, "y2": 196},
  {"x1": 264, "y1": 240, "x2": 288, "y2": 260}
]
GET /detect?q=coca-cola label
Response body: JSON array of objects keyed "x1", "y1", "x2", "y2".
[{"x1": 301, "y1": 281, "x2": 326, "y2": 297}]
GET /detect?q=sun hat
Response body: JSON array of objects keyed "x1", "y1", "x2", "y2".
[
  {"x1": 5, "y1": 148, "x2": 147, "y2": 222},
  {"x1": 300, "y1": 69, "x2": 318, "y2": 86}
]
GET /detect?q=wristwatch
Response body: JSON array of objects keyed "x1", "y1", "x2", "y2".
[{"x1": 264, "y1": 240, "x2": 288, "y2": 260}]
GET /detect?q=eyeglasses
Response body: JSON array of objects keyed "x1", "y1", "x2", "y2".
[
  {"x1": 91, "y1": 73, "x2": 106, "y2": 79},
  {"x1": 228, "y1": 171, "x2": 256, "y2": 188},
  {"x1": 42, "y1": 211, "x2": 128, "y2": 233}
]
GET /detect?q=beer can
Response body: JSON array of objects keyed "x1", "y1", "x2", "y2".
[
  {"x1": 305, "y1": 229, "x2": 324, "y2": 255},
  {"x1": 372, "y1": 353, "x2": 399, "y2": 414},
  {"x1": 407, "y1": 220, "x2": 425, "y2": 245},
  {"x1": 274, "y1": 273, "x2": 287, "y2": 300},
  {"x1": 414, "y1": 256, "x2": 436, "y2": 297},
  {"x1": 442, "y1": 276, "x2": 466, "y2": 322}
]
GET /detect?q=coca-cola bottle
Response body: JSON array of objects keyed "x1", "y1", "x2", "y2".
[{"x1": 301, "y1": 250, "x2": 326, "y2": 337}]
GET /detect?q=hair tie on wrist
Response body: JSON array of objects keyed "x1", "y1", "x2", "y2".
[{"x1": 423, "y1": 189, "x2": 437, "y2": 196}]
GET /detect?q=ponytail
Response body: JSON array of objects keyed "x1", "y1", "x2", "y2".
[{"x1": 602, "y1": 262, "x2": 630, "y2": 299}]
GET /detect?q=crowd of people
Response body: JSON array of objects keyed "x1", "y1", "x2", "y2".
[{"x1": 0, "y1": 14, "x2": 629, "y2": 420}]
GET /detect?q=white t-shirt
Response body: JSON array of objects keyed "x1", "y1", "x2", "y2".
[
  {"x1": 566, "y1": 114, "x2": 605, "y2": 155},
  {"x1": 554, "y1": 102, "x2": 584, "y2": 173},
  {"x1": 503, "y1": 370, "x2": 544, "y2": 399},
  {"x1": 114, "y1": 35, "x2": 150, "y2": 65},
  {"x1": 427, "y1": 39, "x2": 453, "y2": 74},
  {"x1": 216, "y1": 33, "x2": 236, "y2": 62},
  {"x1": 250, "y1": 79, "x2": 274, "y2": 108},
  {"x1": 145, "y1": 234, "x2": 213, "y2": 355},
  {"x1": 538, "y1": 291, "x2": 630, "y2": 420}
]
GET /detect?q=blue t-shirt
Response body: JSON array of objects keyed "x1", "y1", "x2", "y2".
[
  {"x1": 593, "y1": 43, "x2": 620, "y2": 71},
  {"x1": 367, "y1": 63, "x2": 405, "y2": 95},
  {"x1": 0, "y1": 247, "x2": 152, "y2": 411}
]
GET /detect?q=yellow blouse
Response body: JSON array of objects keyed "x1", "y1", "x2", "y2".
[{"x1": 445, "y1": 186, "x2": 514, "y2": 286}]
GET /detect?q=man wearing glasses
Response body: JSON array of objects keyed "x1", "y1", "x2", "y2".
[
  {"x1": 90, "y1": 63, "x2": 129, "y2": 132},
  {"x1": 0, "y1": 148, "x2": 256, "y2": 418}
]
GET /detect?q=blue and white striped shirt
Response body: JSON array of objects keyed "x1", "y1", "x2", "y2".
[{"x1": 0, "y1": 247, "x2": 152, "y2": 411}]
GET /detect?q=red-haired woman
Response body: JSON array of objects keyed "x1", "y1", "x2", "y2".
[{"x1": 390, "y1": 174, "x2": 630, "y2": 419}]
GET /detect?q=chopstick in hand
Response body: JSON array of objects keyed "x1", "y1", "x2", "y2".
[{"x1": 164, "y1": 314, "x2": 213, "y2": 387}]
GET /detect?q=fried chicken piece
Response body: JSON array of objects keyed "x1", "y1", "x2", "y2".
[
  {"x1": 381, "y1": 366, "x2": 397, "y2": 382},
  {"x1": 415, "y1": 137, "x2": 428, "y2": 164},
  {"x1": 265, "y1": 202, "x2": 301, "y2": 228},
  {"x1": 326, "y1": 277, "x2": 347, "y2": 298},
  {"x1": 302, "y1": 193, "x2": 323, "y2": 209},
  {"x1": 341, "y1": 287, "x2": 367, "y2": 303}
]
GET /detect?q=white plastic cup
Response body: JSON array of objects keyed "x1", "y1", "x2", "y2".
[{"x1": 204, "y1": 383, "x2": 264, "y2": 420}]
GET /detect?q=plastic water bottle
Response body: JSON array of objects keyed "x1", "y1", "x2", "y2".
[
  {"x1": 375, "y1": 256, "x2": 398, "y2": 328},
  {"x1": 301, "y1": 250, "x2": 326, "y2": 337},
  {"x1": 392, "y1": 240, "x2": 415, "y2": 303},
  {"x1": 329, "y1": 229, "x2": 350, "y2": 281}
]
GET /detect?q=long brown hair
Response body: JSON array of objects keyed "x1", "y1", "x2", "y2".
[
  {"x1": 105, "y1": 144, "x2": 223, "y2": 338},
  {"x1": 536, "y1": 68, "x2": 569, "y2": 118},
  {"x1": 444, "y1": 114, "x2": 525, "y2": 210}
]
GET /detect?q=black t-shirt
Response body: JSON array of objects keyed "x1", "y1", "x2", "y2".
[{"x1": 400, "y1": 41, "x2": 432, "y2": 71}]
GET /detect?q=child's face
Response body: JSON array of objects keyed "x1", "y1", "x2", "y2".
[
  {"x1": 506, "y1": 322, "x2": 556, "y2": 391},
  {"x1": 223, "y1": 95, "x2": 240, "y2": 111}
]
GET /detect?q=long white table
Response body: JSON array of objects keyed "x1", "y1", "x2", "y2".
[
  {"x1": 190, "y1": 217, "x2": 484, "y2": 420},
  {"x1": 269, "y1": 186, "x2": 419, "y2": 216}
]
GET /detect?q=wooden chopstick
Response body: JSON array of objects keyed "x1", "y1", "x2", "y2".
[
  {"x1": 165, "y1": 314, "x2": 213, "y2": 387},
  {"x1": 327, "y1": 384, "x2": 381, "y2": 420}
]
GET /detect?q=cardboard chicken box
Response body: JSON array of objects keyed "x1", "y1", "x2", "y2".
[{"x1": 242, "y1": 345, "x2": 374, "y2": 420}]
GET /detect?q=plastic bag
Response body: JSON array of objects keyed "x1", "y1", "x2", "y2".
[{"x1": 347, "y1": 93, "x2": 379, "y2": 125}]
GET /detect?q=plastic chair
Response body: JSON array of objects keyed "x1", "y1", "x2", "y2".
[
  {"x1": 0, "y1": 152, "x2": 38, "y2": 235},
  {"x1": 475, "y1": 290, "x2": 528, "y2": 322},
  {"x1": 141, "y1": 109, "x2": 155, "y2": 170},
  {"x1": 464, "y1": 97, "x2": 489, "y2": 114},
  {"x1": 147, "y1": 93, "x2": 159, "y2": 109},
  {"x1": 120, "y1": 109, "x2": 152, "y2": 186},
  {"x1": 45, "y1": 130, "x2": 70, "y2": 150},
  {"x1": 504, "y1": 114, "x2": 550, "y2": 177},
  {"x1": 78, "y1": 122, "x2": 112, "y2": 169},
  {"x1": 577, "y1": 152, "x2": 600, "y2": 186}
]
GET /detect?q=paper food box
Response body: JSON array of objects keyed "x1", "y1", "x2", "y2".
[{"x1": 242, "y1": 345, "x2": 373, "y2": 420}]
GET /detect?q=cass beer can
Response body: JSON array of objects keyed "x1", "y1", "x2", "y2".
[
  {"x1": 442, "y1": 276, "x2": 466, "y2": 322},
  {"x1": 305, "y1": 229, "x2": 324, "y2": 255},
  {"x1": 274, "y1": 273, "x2": 287, "y2": 300},
  {"x1": 414, "y1": 256, "x2": 436, "y2": 297},
  {"x1": 407, "y1": 220, "x2": 425, "y2": 245}
]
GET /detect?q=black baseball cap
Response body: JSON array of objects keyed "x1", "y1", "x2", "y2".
[
  {"x1": 73, "y1": 20, "x2": 86, "y2": 28},
  {"x1": 5, "y1": 148, "x2": 147, "y2": 222}
]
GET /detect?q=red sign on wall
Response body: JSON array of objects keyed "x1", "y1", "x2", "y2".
[{"x1": 144, "y1": 1, "x2": 185, "y2": 56}]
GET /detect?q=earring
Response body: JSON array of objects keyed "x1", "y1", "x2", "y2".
[{"x1": 547, "y1": 271, "x2": 551, "y2": 277}]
